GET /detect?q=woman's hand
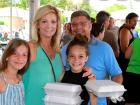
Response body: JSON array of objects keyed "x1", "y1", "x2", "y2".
[{"x1": 82, "y1": 66, "x2": 96, "y2": 80}]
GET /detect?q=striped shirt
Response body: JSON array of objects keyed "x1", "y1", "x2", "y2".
[{"x1": 0, "y1": 73, "x2": 25, "y2": 105}]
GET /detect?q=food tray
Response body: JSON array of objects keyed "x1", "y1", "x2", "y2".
[
  {"x1": 45, "y1": 102, "x2": 81, "y2": 105},
  {"x1": 44, "y1": 95, "x2": 82, "y2": 105},
  {"x1": 85, "y1": 80, "x2": 126, "y2": 98},
  {"x1": 44, "y1": 82, "x2": 82, "y2": 97}
]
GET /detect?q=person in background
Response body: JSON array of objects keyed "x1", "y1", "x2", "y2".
[
  {"x1": 0, "y1": 38, "x2": 30, "y2": 105},
  {"x1": 0, "y1": 32, "x2": 3, "y2": 41},
  {"x1": 61, "y1": 10, "x2": 123, "y2": 105},
  {"x1": 118, "y1": 12, "x2": 138, "y2": 73},
  {"x1": 117, "y1": 12, "x2": 138, "y2": 105},
  {"x1": 61, "y1": 22, "x2": 73, "y2": 47},
  {"x1": 2, "y1": 32, "x2": 10, "y2": 41},
  {"x1": 124, "y1": 38, "x2": 140, "y2": 104},
  {"x1": 108, "y1": 17, "x2": 119, "y2": 42},
  {"x1": 96, "y1": 11, "x2": 119, "y2": 58},
  {"x1": 91, "y1": 23, "x2": 105, "y2": 40},
  {"x1": 132, "y1": 30, "x2": 140, "y2": 38},
  {"x1": 15, "y1": 31, "x2": 19, "y2": 38},
  {"x1": 61, "y1": 35, "x2": 96, "y2": 105}
]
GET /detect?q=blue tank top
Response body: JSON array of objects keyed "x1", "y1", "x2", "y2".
[{"x1": 0, "y1": 73, "x2": 25, "y2": 105}]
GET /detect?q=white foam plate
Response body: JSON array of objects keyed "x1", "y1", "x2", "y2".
[
  {"x1": 44, "y1": 82, "x2": 82, "y2": 97},
  {"x1": 85, "y1": 80, "x2": 126, "y2": 98},
  {"x1": 44, "y1": 95, "x2": 82, "y2": 105},
  {"x1": 45, "y1": 102, "x2": 80, "y2": 105}
]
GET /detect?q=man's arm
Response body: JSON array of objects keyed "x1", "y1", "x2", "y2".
[
  {"x1": 125, "y1": 45, "x2": 132, "y2": 59},
  {"x1": 111, "y1": 74, "x2": 123, "y2": 84},
  {"x1": 119, "y1": 28, "x2": 131, "y2": 53}
]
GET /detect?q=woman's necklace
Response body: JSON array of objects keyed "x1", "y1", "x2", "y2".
[{"x1": 41, "y1": 43, "x2": 55, "y2": 59}]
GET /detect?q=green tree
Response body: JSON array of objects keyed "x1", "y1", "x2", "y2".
[
  {"x1": 80, "y1": 1, "x2": 97, "y2": 17},
  {"x1": 40, "y1": 0, "x2": 59, "y2": 6},
  {"x1": 57, "y1": 0, "x2": 74, "y2": 10},
  {"x1": 105, "y1": 4, "x2": 127, "y2": 13},
  {"x1": 17, "y1": 0, "x2": 28, "y2": 9},
  {"x1": 0, "y1": 21, "x2": 4, "y2": 25},
  {"x1": 0, "y1": 0, "x2": 11, "y2": 7},
  {"x1": 40, "y1": 0, "x2": 77, "y2": 11}
]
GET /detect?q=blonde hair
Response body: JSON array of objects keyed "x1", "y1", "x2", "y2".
[{"x1": 32, "y1": 5, "x2": 61, "y2": 52}]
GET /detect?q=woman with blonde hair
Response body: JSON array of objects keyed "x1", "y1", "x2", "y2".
[{"x1": 23, "y1": 5, "x2": 63, "y2": 105}]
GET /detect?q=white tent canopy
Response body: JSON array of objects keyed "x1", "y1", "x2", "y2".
[
  {"x1": 111, "y1": 9, "x2": 140, "y2": 20},
  {"x1": 0, "y1": 7, "x2": 28, "y2": 19}
]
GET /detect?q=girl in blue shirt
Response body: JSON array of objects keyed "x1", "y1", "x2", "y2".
[{"x1": 0, "y1": 38, "x2": 30, "y2": 105}]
